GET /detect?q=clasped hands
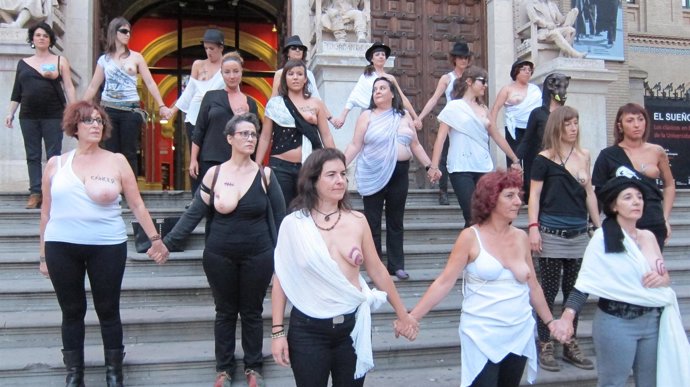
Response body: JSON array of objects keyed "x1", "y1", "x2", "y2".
[
  {"x1": 427, "y1": 167, "x2": 442, "y2": 184},
  {"x1": 393, "y1": 313, "x2": 419, "y2": 341},
  {"x1": 549, "y1": 318, "x2": 574, "y2": 344},
  {"x1": 146, "y1": 241, "x2": 169, "y2": 264}
]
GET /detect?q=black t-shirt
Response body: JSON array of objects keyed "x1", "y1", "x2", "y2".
[
  {"x1": 192, "y1": 90, "x2": 258, "y2": 163},
  {"x1": 11, "y1": 59, "x2": 66, "y2": 119},
  {"x1": 531, "y1": 154, "x2": 588, "y2": 222},
  {"x1": 592, "y1": 145, "x2": 665, "y2": 227}
]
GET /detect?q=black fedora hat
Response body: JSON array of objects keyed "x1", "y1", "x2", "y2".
[
  {"x1": 282, "y1": 35, "x2": 308, "y2": 54},
  {"x1": 510, "y1": 59, "x2": 534, "y2": 80},
  {"x1": 365, "y1": 42, "x2": 391, "y2": 62},
  {"x1": 201, "y1": 29, "x2": 224, "y2": 45},
  {"x1": 449, "y1": 42, "x2": 472, "y2": 57}
]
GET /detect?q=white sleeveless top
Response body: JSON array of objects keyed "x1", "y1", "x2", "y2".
[
  {"x1": 44, "y1": 151, "x2": 127, "y2": 245},
  {"x1": 444, "y1": 71, "x2": 457, "y2": 102}
]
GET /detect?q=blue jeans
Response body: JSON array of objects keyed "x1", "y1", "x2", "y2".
[
  {"x1": 362, "y1": 160, "x2": 409, "y2": 273},
  {"x1": 103, "y1": 107, "x2": 143, "y2": 176},
  {"x1": 593, "y1": 307, "x2": 661, "y2": 387},
  {"x1": 449, "y1": 171, "x2": 485, "y2": 228},
  {"x1": 19, "y1": 118, "x2": 62, "y2": 193},
  {"x1": 288, "y1": 307, "x2": 364, "y2": 387},
  {"x1": 269, "y1": 157, "x2": 301, "y2": 210}
]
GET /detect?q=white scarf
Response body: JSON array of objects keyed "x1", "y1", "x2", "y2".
[
  {"x1": 576, "y1": 229, "x2": 690, "y2": 386},
  {"x1": 274, "y1": 211, "x2": 388, "y2": 378},
  {"x1": 504, "y1": 83, "x2": 542, "y2": 139}
]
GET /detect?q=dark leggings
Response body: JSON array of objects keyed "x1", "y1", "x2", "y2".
[
  {"x1": 449, "y1": 171, "x2": 485, "y2": 228},
  {"x1": 45, "y1": 241, "x2": 127, "y2": 351},
  {"x1": 203, "y1": 246, "x2": 274, "y2": 373},
  {"x1": 537, "y1": 257, "x2": 582, "y2": 342},
  {"x1": 438, "y1": 137, "x2": 450, "y2": 192},
  {"x1": 470, "y1": 353, "x2": 527, "y2": 387},
  {"x1": 103, "y1": 107, "x2": 143, "y2": 176},
  {"x1": 269, "y1": 156, "x2": 301, "y2": 209}
]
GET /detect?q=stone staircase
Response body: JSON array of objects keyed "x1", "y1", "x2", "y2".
[{"x1": 1, "y1": 190, "x2": 689, "y2": 386}]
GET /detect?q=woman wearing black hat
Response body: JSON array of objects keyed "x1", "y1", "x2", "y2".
[
  {"x1": 488, "y1": 59, "x2": 541, "y2": 167},
  {"x1": 553, "y1": 176, "x2": 689, "y2": 387},
  {"x1": 165, "y1": 28, "x2": 225, "y2": 192},
  {"x1": 592, "y1": 103, "x2": 675, "y2": 251},
  {"x1": 331, "y1": 42, "x2": 419, "y2": 129},
  {"x1": 271, "y1": 35, "x2": 320, "y2": 99},
  {"x1": 527, "y1": 106, "x2": 598, "y2": 372},
  {"x1": 415, "y1": 41, "x2": 473, "y2": 205}
]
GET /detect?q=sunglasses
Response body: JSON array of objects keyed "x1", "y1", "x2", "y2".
[
  {"x1": 474, "y1": 77, "x2": 488, "y2": 85},
  {"x1": 117, "y1": 28, "x2": 131, "y2": 35},
  {"x1": 289, "y1": 46, "x2": 304, "y2": 51}
]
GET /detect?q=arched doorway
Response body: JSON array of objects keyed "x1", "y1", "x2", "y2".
[{"x1": 95, "y1": 0, "x2": 285, "y2": 190}]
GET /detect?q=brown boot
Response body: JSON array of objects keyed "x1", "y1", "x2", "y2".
[
  {"x1": 563, "y1": 339, "x2": 594, "y2": 370},
  {"x1": 26, "y1": 193, "x2": 42, "y2": 209},
  {"x1": 539, "y1": 341, "x2": 560, "y2": 372}
]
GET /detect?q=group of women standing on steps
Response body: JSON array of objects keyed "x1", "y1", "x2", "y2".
[{"x1": 15, "y1": 13, "x2": 686, "y2": 387}]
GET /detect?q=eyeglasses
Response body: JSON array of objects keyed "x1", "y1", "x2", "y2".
[
  {"x1": 474, "y1": 77, "x2": 488, "y2": 85},
  {"x1": 117, "y1": 28, "x2": 131, "y2": 35},
  {"x1": 81, "y1": 118, "x2": 104, "y2": 126},
  {"x1": 234, "y1": 131, "x2": 258, "y2": 140},
  {"x1": 520, "y1": 67, "x2": 533, "y2": 73}
]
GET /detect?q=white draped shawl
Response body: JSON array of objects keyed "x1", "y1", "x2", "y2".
[
  {"x1": 576, "y1": 229, "x2": 690, "y2": 386},
  {"x1": 438, "y1": 99, "x2": 492, "y2": 173},
  {"x1": 504, "y1": 83, "x2": 542, "y2": 139},
  {"x1": 355, "y1": 109, "x2": 400, "y2": 196},
  {"x1": 274, "y1": 211, "x2": 388, "y2": 378}
]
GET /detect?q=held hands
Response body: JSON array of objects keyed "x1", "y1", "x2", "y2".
[
  {"x1": 146, "y1": 240, "x2": 169, "y2": 264},
  {"x1": 550, "y1": 319, "x2": 574, "y2": 344},
  {"x1": 509, "y1": 162, "x2": 523, "y2": 173},
  {"x1": 159, "y1": 106, "x2": 173, "y2": 120},
  {"x1": 271, "y1": 337, "x2": 290, "y2": 367},
  {"x1": 393, "y1": 313, "x2": 419, "y2": 341},
  {"x1": 330, "y1": 116, "x2": 345, "y2": 129},
  {"x1": 412, "y1": 118, "x2": 423, "y2": 131},
  {"x1": 426, "y1": 167, "x2": 442, "y2": 184}
]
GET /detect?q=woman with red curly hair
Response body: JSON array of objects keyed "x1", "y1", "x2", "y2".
[{"x1": 410, "y1": 170, "x2": 556, "y2": 387}]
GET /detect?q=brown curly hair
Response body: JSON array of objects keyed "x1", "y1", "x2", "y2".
[{"x1": 62, "y1": 101, "x2": 112, "y2": 140}]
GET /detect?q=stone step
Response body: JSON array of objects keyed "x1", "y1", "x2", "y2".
[{"x1": 1, "y1": 314, "x2": 673, "y2": 387}]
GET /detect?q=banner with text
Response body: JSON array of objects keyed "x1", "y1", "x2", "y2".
[{"x1": 645, "y1": 97, "x2": 690, "y2": 188}]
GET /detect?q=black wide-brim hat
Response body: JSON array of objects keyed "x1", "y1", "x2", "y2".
[
  {"x1": 365, "y1": 42, "x2": 391, "y2": 62},
  {"x1": 201, "y1": 29, "x2": 224, "y2": 45},
  {"x1": 510, "y1": 59, "x2": 534, "y2": 80},
  {"x1": 449, "y1": 42, "x2": 472, "y2": 57},
  {"x1": 282, "y1": 35, "x2": 308, "y2": 54},
  {"x1": 597, "y1": 176, "x2": 647, "y2": 217}
]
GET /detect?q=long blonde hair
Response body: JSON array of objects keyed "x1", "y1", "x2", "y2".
[{"x1": 542, "y1": 106, "x2": 580, "y2": 159}]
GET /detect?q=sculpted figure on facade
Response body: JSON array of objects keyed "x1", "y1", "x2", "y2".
[
  {"x1": 321, "y1": 0, "x2": 370, "y2": 43},
  {"x1": 0, "y1": 0, "x2": 49, "y2": 28},
  {"x1": 526, "y1": 0, "x2": 586, "y2": 58}
]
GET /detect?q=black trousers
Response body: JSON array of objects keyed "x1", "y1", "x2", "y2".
[
  {"x1": 203, "y1": 245, "x2": 274, "y2": 373},
  {"x1": 288, "y1": 307, "x2": 364, "y2": 387},
  {"x1": 470, "y1": 353, "x2": 527, "y2": 387},
  {"x1": 19, "y1": 118, "x2": 62, "y2": 193},
  {"x1": 362, "y1": 160, "x2": 409, "y2": 273},
  {"x1": 45, "y1": 241, "x2": 127, "y2": 351},
  {"x1": 269, "y1": 156, "x2": 301, "y2": 210},
  {"x1": 103, "y1": 107, "x2": 143, "y2": 176},
  {"x1": 449, "y1": 171, "x2": 485, "y2": 228}
]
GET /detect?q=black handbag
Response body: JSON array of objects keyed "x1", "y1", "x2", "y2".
[{"x1": 131, "y1": 217, "x2": 182, "y2": 253}]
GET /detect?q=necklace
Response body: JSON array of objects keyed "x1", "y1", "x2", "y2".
[
  {"x1": 314, "y1": 207, "x2": 339, "y2": 221},
  {"x1": 558, "y1": 146, "x2": 575, "y2": 167},
  {"x1": 313, "y1": 209, "x2": 342, "y2": 231}
]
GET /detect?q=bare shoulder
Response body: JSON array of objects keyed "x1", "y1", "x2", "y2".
[
  {"x1": 639, "y1": 229, "x2": 657, "y2": 243},
  {"x1": 512, "y1": 226, "x2": 529, "y2": 242}
]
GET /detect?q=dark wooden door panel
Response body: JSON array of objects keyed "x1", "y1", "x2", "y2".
[{"x1": 370, "y1": 0, "x2": 485, "y2": 152}]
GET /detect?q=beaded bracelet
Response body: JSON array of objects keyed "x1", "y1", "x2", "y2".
[{"x1": 271, "y1": 330, "x2": 286, "y2": 339}]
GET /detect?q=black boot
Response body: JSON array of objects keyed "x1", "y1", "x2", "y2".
[
  {"x1": 104, "y1": 348, "x2": 125, "y2": 387},
  {"x1": 62, "y1": 349, "x2": 85, "y2": 387}
]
